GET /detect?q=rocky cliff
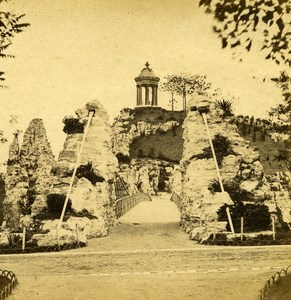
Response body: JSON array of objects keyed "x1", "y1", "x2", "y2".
[
  {"x1": 46, "y1": 100, "x2": 118, "y2": 240},
  {"x1": 172, "y1": 96, "x2": 290, "y2": 241},
  {"x1": 4, "y1": 119, "x2": 55, "y2": 229}
]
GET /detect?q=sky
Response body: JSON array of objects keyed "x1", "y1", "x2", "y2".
[{"x1": 0, "y1": 0, "x2": 284, "y2": 160}]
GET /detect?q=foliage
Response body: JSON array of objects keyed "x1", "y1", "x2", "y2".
[
  {"x1": 161, "y1": 73, "x2": 211, "y2": 111},
  {"x1": 71, "y1": 209, "x2": 97, "y2": 220},
  {"x1": 7, "y1": 233, "x2": 22, "y2": 247},
  {"x1": 215, "y1": 99, "x2": 234, "y2": 117},
  {"x1": 62, "y1": 116, "x2": 86, "y2": 134},
  {"x1": 0, "y1": 1, "x2": 30, "y2": 86},
  {"x1": 192, "y1": 134, "x2": 233, "y2": 166},
  {"x1": 116, "y1": 153, "x2": 131, "y2": 164},
  {"x1": 17, "y1": 196, "x2": 31, "y2": 215},
  {"x1": 46, "y1": 194, "x2": 72, "y2": 214},
  {"x1": 199, "y1": 0, "x2": 290, "y2": 66},
  {"x1": 208, "y1": 178, "x2": 251, "y2": 201},
  {"x1": 269, "y1": 71, "x2": 291, "y2": 132},
  {"x1": 0, "y1": 130, "x2": 7, "y2": 143},
  {"x1": 76, "y1": 162, "x2": 105, "y2": 184},
  {"x1": 217, "y1": 201, "x2": 271, "y2": 232},
  {"x1": 274, "y1": 148, "x2": 289, "y2": 164}
]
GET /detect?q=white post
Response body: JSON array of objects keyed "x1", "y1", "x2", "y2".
[
  {"x1": 22, "y1": 227, "x2": 26, "y2": 251},
  {"x1": 56, "y1": 224, "x2": 60, "y2": 249},
  {"x1": 213, "y1": 218, "x2": 217, "y2": 241},
  {"x1": 58, "y1": 111, "x2": 94, "y2": 230},
  {"x1": 240, "y1": 217, "x2": 244, "y2": 241},
  {"x1": 272, "y1": 216, "x2": 276, "y2": 240},
  {"x1": 75, "y1": 223, "x2": 79, "y2": 244},
  {"x1": 201, "y1": 113, "x2": 235, "y2": 233},
  {"x1": 199, "y1": 218, "x2": 202, "y2": 240}
]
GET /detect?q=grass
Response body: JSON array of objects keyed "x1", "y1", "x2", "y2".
[
  {"x1": 266, "y1": 273, "x2": 291, "y2": 300},
  {"x1": 236, "y1": 121, "x2": 290, "y2": 174},
  {"x1": 129, "y1": 123, "x2": 183, "y2": 163},
  {"x1": 120, "y1": 107, "x2": 186, "y2": 163}
]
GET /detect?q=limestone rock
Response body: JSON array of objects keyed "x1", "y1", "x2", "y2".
[
  {"x1": 49, "y1": 100, "x2": 118, "y2": 236},
  {"x1": 4, "y1": 119, "x2": 55, "y2": 229}
]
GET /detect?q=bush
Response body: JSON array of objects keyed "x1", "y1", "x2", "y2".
[
  {"x1": 208, "y1": 178, "x2": 252, "y2": 201},
  {"x1": 63, "y1": 116, "x2": 85, "y2": 134},
  {"x1": 217, "y1": 202, "x2": 271, "y2": 232},
  {"x1": 192, "y1": 134, "x2": 233, "y2": 166},
  {"x1": 46, "y1": 194, "x2": 72, "y2": 214},
  {"x1": 76, "y1": 162, "x2": 105, "y2": 184},
  {"x1": 116, "y1": 153, "x2": 131, "y2": 164},
  {"x1": 215, "y1": 99, "x2": 233, "y2": 117}
]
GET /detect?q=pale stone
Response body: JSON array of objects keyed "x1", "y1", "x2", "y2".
[{"x1": 240, "y1": 180, "x2": 259, "y2": 193}]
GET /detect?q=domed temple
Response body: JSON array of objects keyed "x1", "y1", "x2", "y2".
[{"x1": 135, "y1": 62, "x2": 160, "y2": 107}]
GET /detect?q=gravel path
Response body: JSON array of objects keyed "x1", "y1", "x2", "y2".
[{"x1": 1, "y1": 194, "x2": 290, "y2": 299}]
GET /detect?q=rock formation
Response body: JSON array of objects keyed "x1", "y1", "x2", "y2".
[
  {"x1": 172, "y1": 95, "x2": 288, "y2": 241},
  {"x1": 4, "y1": 119, "x2": 55, "y2": 229},
  {"x1": 43, "y1": 100, "x2": 118, "y2": 242},
  {"x1": 117, "y1": 159, "x2": 175, "y2": 196}
]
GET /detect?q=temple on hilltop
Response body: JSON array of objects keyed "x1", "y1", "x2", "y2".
[{"x1": 135, "y1": 62, "x2": 160, "y2": 107}]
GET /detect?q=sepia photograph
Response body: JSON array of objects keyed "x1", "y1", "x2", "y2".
[{"x1": 0, "y1": 0, "x2": 290, "y2": 299}]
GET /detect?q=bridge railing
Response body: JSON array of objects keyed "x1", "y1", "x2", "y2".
[
  {"x1": 115, "y1": 193, "x2": 151, "y2": 219},
  {"x1": 0, "y1": 269, "x2": 17, "y2": 300},
  {"x1": 170, "y1": 192, "x2": 183, "y2": 212},
  {"x1": 260, "y1": 265, "x2": 291, "y2": 300}
]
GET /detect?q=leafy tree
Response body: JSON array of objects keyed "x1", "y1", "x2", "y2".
[
  {"x1": 0, "y1": 0, "x2": 30, "y2": 87},
  {"x1": 269, "y1": 71, "x2": 291, "y2": 131},
  {"x1": 161, "y1": 74, "x2": 211, "y2": 111},
  {"x1": 199, "y1": 0, "x2": 290, "y2": 66}
]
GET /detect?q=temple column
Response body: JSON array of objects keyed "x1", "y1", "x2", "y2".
[
  {"x1": 152, "y1": 86, "x2": 156, "y2": 106},
  {"x1": 145, "y1": 86, "x2": 149, "y2": 105},
  {"x1": 138, "y1": 86, "x2": 143, "y2": 105},
  {"x1": 153, "y1": 86, "x2": 158, "y2": 106},
  {"x1": 136, "y1": 86, "x2": 140, "y2": 106}
]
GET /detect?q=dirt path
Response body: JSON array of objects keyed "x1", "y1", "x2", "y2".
[{"x1": 2, "y1": 195, "x2": 291, "y2": 299}]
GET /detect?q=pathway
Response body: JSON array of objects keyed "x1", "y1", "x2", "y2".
[
  {"x1": 118, "y1": 192, "x2": 180, "y2": 224},
  {"x1": 2, "y1": 193, "x2": 291, "y2": 299}
]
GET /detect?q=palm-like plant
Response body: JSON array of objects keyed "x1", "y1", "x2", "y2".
[{"x1": 215, "y1": 99, "x2": 233, "y2": 118}]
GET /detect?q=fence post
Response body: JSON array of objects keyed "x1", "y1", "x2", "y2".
[
  {"x1": 272, "y1": 216, "x2": 276, "y2": 240},
  {"x1": 199, "y1": 218, "x2": 202, "y2": 240},
  {"x1": 213, "y1": 218, "x2": 217, "y2": 241},
  {"x1": 75, "y1": 223, "x2": 79, "y2": 244},
  {"x1": 56, "y1": 224, "x2": 60, "y2": 250},
  {"x1": 240, "y1": 217, "x2": 244, "y2": 241},
  {"x1": 22, "y1": 227, "x2": 26, "y2": 251}
]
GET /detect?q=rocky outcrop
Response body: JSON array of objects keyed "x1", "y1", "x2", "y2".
[
  {"x1": 112, "y1": 108, "x2": 181, "y2": 157},
  {"x1": 174, "y1": 95, "x2": 283, "y2": 241},
  {"x1": 4, "y1": 120, "x2": 55, "y2": 229},
  {"x1": 117, "y1": 159, "x2": 175, "y2": 196},
  {"x1": 47, "y1": 100, "x2": 118, "y2": 238}
]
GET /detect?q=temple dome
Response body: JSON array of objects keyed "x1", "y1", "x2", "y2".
[{"x1": 135, "y1": 62, "x2": 160, "y2": 81}]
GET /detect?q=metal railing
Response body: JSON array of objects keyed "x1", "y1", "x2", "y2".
[
  {"x1": 260, "y1": 265, "x2": 291, "y2": 299},
  {"x1": 0, "y1": 269, "x2": 17, "y2": 300},
  {"x1": 170, "y1": 192, "x2": 183, "y2": 212},
  {"x1": 115, "y1": 193, "x2": 151, "y2": 219}
]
